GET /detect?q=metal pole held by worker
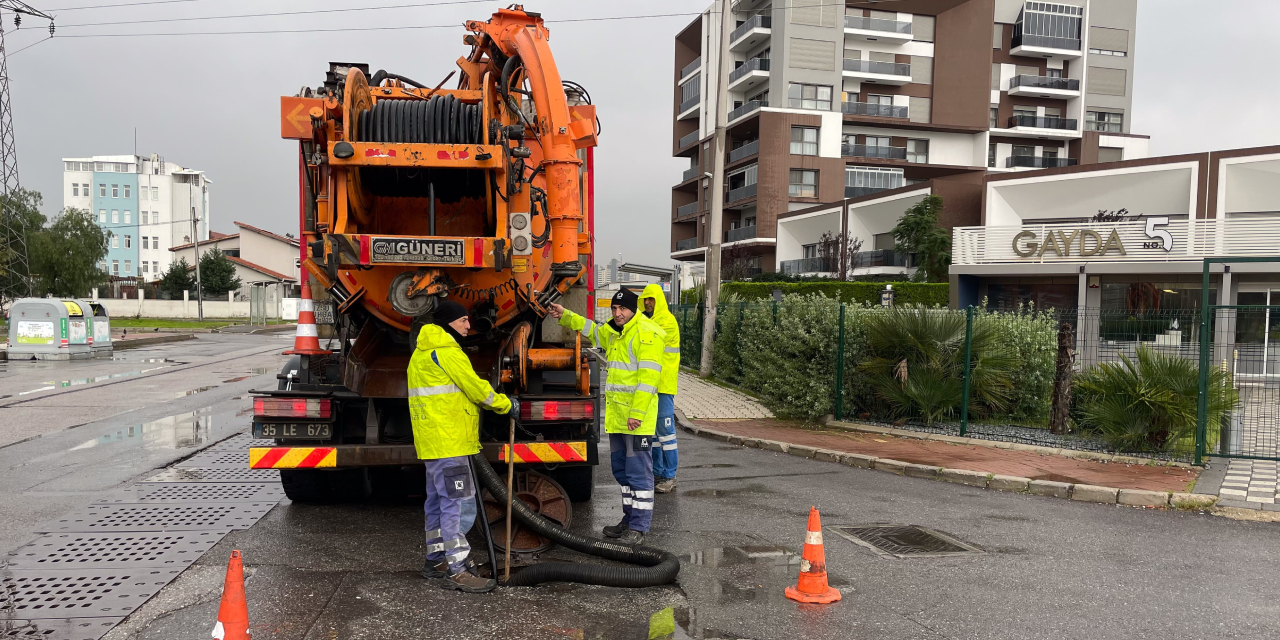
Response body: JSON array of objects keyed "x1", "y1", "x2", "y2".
[
  {"x1": 698, "y1": 0, "x2": 733, "y2": 377},
  {"x1": 503, "y1": 415, "x2": 516, "y2": 583}
]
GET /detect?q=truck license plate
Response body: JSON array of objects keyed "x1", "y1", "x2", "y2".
[{"x1": 253, "y1": 422, "x2": 332, "y2": 440}]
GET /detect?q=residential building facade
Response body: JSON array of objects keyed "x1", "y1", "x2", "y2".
[
  {"x1": 169, "y1": 221, "x2": 300, "y2": 300},
  {"x1": 62, "y1": 154, "x2": 211, "y2": 281},
  {"x1": 671, "y1": 0, "x2": 1142, "y2": 274}
]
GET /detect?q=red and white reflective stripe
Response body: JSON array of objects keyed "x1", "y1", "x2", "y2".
[
  {"x1": 805, "y1": 531, "x2": 823, "y2": 545},
  {"x1": 299, "y1": 298, "x2": 314, "y2": 312},
  {"x1": 295, "y1": 324, "x2": 318, "y2": 337}
]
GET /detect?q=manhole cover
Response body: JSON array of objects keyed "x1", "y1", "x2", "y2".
[
  {"x1": 96, "y1": 483, "x2": 284, "y2": 504},
  {"x1": 35, "y1": 503, "x2": 276, "y2": 533},
  {"x1": 6, "y1": 532, "x2": 224, "y2": 568},
  {"x1": 0, "y1": 617, "x2": 122, "y2": 640},
  {"x1": 140, "y1": 467, "x2": 279, "y2": 483},
  {"x1": 828, "y1": 525, "x2": 983, "y2": 559},
  {"x1": 173, "y1": 451, "x2": 249, "y2": 468},
  {"x1": 0, "y1": 570, "x2": 176, "y2": 620}
]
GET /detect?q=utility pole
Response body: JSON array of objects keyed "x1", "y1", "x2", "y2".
[
  {"x1": 698, "y1": 0, "x2": 732, "y2": 377},
  {"x1": 189, "y1": 183, "x2": 204, "y2": 320}
]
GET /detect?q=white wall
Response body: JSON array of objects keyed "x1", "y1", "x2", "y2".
[
  {"x1": 95, "y1": 298, "x2": 252, "y2": 319},
  {"x1": 1098, "y1": 135, "x2": 1149, "y2": 161},
  {"x1": 840, "y1": 125, "x2": 981, "y2": 166}
]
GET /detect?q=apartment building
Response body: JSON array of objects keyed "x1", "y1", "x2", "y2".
[
  {"x1": 670, "y1": 0, "x2": 1142, "y2": 274},
  {"x1": 62, "y1": 154, "x2": 211, "y2": 281}
]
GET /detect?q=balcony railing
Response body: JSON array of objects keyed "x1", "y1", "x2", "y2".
[
  {"x1": 726, "y1": 225, "x2": 757, "y2": 242},
  {"x1": 1006, "y1": 156, "x2": 1078, "y2": 169},
  {"x1": 676, "y1": 237, "x2": 699, "y2": 251},
  {"x1": 730, "y1": 15, "x2": 771, "y2": 42},
  {"x1": 729, "y1": 140, "x2": 759, "y2": 163},
  {"x1": 842, "y1": 144, "x2": 908, "y2": 160},
  {"x1": 842, "y1": 101, "x2": 908, "y2": 118},
  {"x1": 845, "y1": 186, "x2": 892, "y2": 198},
  {"x1": 781, "y1": 251, "x2": 909, "y2": 274},
  {"x1": 677, "y1": 130, "x2": 700, "y2": 149},
  {"x1": 1011, "y1": 33, "x2": 1080, "y2": 51},
  {"x1": 1007, "y1": 115, "x2": 1077, "y2": 130},
  {"x1": 843, "y1": 58, "x2": 911, "y2": 77},
  {"x1": 1009, "y1": 75, "x2": 1080, "y2": 91},
  {"x1": 726, "y1": 183, "x2": 757, "y2": 203},
  {"x1": 679, "y1": 94, "x2": 701, "y2": 114},
  {"x1": 727, "y1": 100, "x2": 766, "y2": 122},
  {"x1": 844, "y1": 15, "x2": 912, "y2": 34},
  {"x1": 852, "y1": 249, "x2": 910, "y2": 269},
  {"x1": 676, "y1": 202, "x2": 699, "y2": 218},
  {"x1": 681, "y1": 166, "x2": 700, "y2": 182},
  {"x1": 728, "y1": 57, "x2": 770, "y2": 84},
  {"x1": 781, "y1": 257, "x2": 837, "y2": 275},
  {"x1": 680, "y1": 56, "x2": 701, "y2": 79}
]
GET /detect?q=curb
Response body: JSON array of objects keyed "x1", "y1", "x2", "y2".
[
  {"x1": 113, "y1": 334, "x2": 197, "y2": 350},
  {"x1": 674, "y1": 414, "x2": 1217, "y2": 512}
]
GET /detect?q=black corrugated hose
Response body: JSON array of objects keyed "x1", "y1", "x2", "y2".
[{"x1": 470, "y1": 453, "x2": 681, "y2": 588}]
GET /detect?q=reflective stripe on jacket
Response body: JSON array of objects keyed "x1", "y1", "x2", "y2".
[
  {"x1": 640, "y1": 283, "x2": 680, "y2": 395},
  {"x1": 559, "y1": 309, "x2": 665, "y2": 435},
  {"x1": 408, "y1": 324, "x2": 511, "y2": 460}
]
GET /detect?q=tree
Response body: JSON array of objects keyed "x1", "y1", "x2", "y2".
[
  {"x1": 31, "y1": 208, "x2": 109, "y2": 298},
  {"x1": 0, "y1": 188, "x2": 47, "y2": 302},
  {"x1": 817, "y1": 230, "x2": 864, "y2": 281},
  {"x1": 720, "y1": 242, "x2": 755, "y2": 282},
  {"x1": 892, "y1": 194, "x2": 950, "y2": 283},
  {"x1": 198, "y1": 247, "x2": 242, "y2": 297},
  {"x1": 157, "y1": 258, "x2": 195, "y2": 299}
]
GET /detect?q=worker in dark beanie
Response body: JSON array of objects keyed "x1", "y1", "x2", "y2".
[
  {"x1": 408, "y1": 297, "x2": 514, "y2": 593},
  {"x1": 549, "y1": 286, "x2": 666, "y2": 546}
]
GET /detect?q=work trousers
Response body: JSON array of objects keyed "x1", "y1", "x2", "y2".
[
  {"x1": 652, "y1": 393, "x2": 678, "y2": 480},
  {"x1": 423, "y1": 456, "x2": 475, "y2": 574},
  {"x1": 609, "y1": 433, "x2": 655, "y2": 533}
]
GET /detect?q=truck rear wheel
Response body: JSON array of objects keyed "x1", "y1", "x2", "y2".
[
  {"x1": 281, "y1": 468, "x2": 371, "y2": 503},
  {"x1": 544, "y1": 466, "x2": 594, "y2": 503}
]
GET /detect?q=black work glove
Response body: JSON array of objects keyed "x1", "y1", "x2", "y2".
[{"x1": 508, "y1": 397, "x2": 520, "y2": 419}]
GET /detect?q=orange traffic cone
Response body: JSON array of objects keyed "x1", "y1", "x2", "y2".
[
  {"x1": 284, "y1": 278, "x2": 331, "y2": 356},
  {"x1": 785, "y1": 506, "x2": 841, "y2": 604},
  {"x1": 211, "y1": 550, "x2": 250, "y2": 640}
]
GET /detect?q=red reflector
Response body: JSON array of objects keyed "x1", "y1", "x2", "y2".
[
  {"x1": 254, "y1": 397, "x2": 331, "y2": 418},
  {"x1": 517, "y1": 400, "x2": 594, "y2": 421},
  {"x1": 359, "y1": 236, "x2": 371, "y2": 264},
  {"x1": 473, "y1": 238, "x2": 484, "y2": 266}
]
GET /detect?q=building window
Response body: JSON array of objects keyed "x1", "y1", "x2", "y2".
[
  {"x1": 906, "y1": 139, "x2": 929, "y2": 164},
  {"x1": 151, "y1": 186, "x2": 159, "y2": 200},
  {"x1": 124, "y1": 210, "x2": 131, "y2": 224},
  {"x1": 98, "y1": 209, "x2": 106, "y2": 223},
  {"x1": 1013, "y1": 106, "x2": 1036, "y2": 119},
  {"x1": 846, "y1": 166, "x2": 904, "y2": 193},
  {"x1": 1088, "y1": 48, "x2": 1126, "y2": 57},
  {"x1": 802, "y1": 244, "x2": 819, "y2": 259},
  {"x1": 71, "y1": 183, "x2": 79, "y2": 196},
  {"x1": 1085, "y1": 110, "x2": 1123, "y2": 132},
  {"x1": 142, "y1": 237, "x2": 149, "y2": 250},
  {"x1": 152, "y1": 261, "x2": 159, "y2": 274},
  {"x1": 111, "y1": 210, "x2": 119, "y2": 223},
  {"x1": 99, "y1": 261, "x2": 106, "y2": 272},
  {"x1": 140, "y1": 211, "x2": 148, "y2": 224},
  {"x1": 112, "y1": 260, "x2": 119, "y2": 275},
  {"x1": 990, "y1": 107, "x2": 999, "y2": 128},
  {"x1": 124, "y1": 185, "x2": 131, "y2": 199},
  {"x1": 124, "y1": 260, "x2": 132, "y2": 274},
  {"x1": 787, "y1": 83, "x2": 832, "y2": 111},
  {"x1": 99, "y1": 184, "x2": 106, "y2": 197},
  {"x1": 1012, "y1": 145, "x2": 1035, "y2": 157},
  {"x1": 790, "y1": 126, "x2": 818, "y2": 155},
  {"x1": 112, "y1": 184, "x2": 119, "y2": 198},
  {"x1": 866, "y1": 136, "x2": 890, "y2": 148},
  {"x1": 124, "y1": 235, "x2": 131, "y2": 249},
  {"x1": 111, "y1": 235, "x2": 119, "y2": 249},
  {"x1": 142, "y1": 262, "x2": 149, "y2": 274},
  {"x1": 788, "y1": 169, "x2": 817, "y2": 197},
  {"x1": 988, "y1": 143, "x2": 997, "y2": 168}
]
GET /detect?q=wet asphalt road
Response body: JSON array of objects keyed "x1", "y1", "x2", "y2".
[{"x1": 4, "y1": 334, "x2": 1280, "y2": 639}]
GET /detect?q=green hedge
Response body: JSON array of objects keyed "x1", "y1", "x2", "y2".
[{"x1": 721, "y1": 282, "x2": 949, "y2": 307}]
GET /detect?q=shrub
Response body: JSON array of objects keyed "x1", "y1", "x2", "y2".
[
  {"x1": 975, "y1": 306, "x2": 1058, "y2": 423},
  {"x1": 1072, "y1": 346, "x2": 1238, "y2": 452},
  {"x1": 722, "y1": 281, "x2": 948, "y2": 307}
]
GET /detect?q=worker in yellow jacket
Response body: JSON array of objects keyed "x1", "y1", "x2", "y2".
[
  {"x1": 408, "y1": 300, "x2": 512, "y2": 594},
  {"x1": 640, "y1": 284, "x2": 680, "y2": 493},
  {"x1": 549, "y1": 287, "x2": 664, "y2": 546}
]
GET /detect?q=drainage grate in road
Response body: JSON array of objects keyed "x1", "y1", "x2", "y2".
[
  {"x1": 0, "y1": 570, "x2": 176, "y2": 619},
  {"x1": 140, "y1": 467, "x2": 279, "y2": 483},
  {"x1": 5, "y1": 532, "x2": 224, "y2": 568},
  {"x1": 173, "y1": 451, "x2": 249, "y2": 468},
  {"x1": 206, "y1": 434, "x2": 255, "y2": 451},
  {"x1": 0, "y1": 618, "x2": 122, "y2": 639},
  {"x1": 35, "y1": 503, "x2": 277, "y2": 533},
  {"x1": 828, "y1": 525, "x2": 983, "y2": 559},
  {"x1": 96, "y1": 483, "x2": 284, "y2": 504}
]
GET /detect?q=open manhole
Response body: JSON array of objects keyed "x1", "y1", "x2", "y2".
[{"x1": 829, "y1": 525, "x2": 983, "y2": 559}]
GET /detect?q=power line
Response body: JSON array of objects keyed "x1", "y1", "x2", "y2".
[
  {"x1": 8, "y1": 34, "x2": 48, "y2": 55},
  {"x1": 57, "y1": 0, "x2": 494, "y2": 28},
  {"x1": 47, "y1": 0, "x2": 211, "y2": 12}
]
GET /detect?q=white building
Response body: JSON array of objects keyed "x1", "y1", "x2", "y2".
[{"x1": 170, "y1": 221, "x2": 300, "y2": 301}]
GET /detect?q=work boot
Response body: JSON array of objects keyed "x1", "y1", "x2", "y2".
[
  {"x1": 655, "y1": 478, "x2": 677, "y2": 494},
  {"x1": 441, "y1": 566, "x2": 496, "y2": 594},
  {"x1": 602, "y1": 518, "x2": 629, "y2": 538},
  {"x1": 618, "y1": 529, "x2": 645, "y2": 547},
  {"x1": 422, "y1": 557, "x2": 448, "y2": 579}
]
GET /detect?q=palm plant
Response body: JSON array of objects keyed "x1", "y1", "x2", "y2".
[
  {"x1": 1073, "y1": 346, "x2": 1238, "y2": 452},
  {"x1": 858, "y1": 306, "x2": 1017, "y2": 424}
]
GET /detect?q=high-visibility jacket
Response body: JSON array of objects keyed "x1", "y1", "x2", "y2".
[
  {"x1": 408, "y1": 324, "x2": 511, "y2": 460},
  {"x1": 640, "y1": 284, "x2": 680, "y2": 395},
  {"x1": 559, "y1": 309, "x2": 665, "y2": 436}
]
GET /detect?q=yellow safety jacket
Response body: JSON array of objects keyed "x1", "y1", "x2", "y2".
[
  {"x1": 408, "y1": 324, "x2": 511, "y2": 460},
  {"x1": 640, "y1": 284, "x2": 680, "y2": 396},
  {"x1": 559, "y1": 309, "x2": 665, "y2": 436}
]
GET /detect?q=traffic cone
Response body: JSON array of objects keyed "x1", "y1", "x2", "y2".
[
  {"x1": 284, "y1": 278, "x2": 331, "y2": 356},
  {"x1": 784, "y1": 506, "x2": 841, "y2": 604},
  {"x1": 211, "y1": 550, "x2": 250, "y2": 640}
]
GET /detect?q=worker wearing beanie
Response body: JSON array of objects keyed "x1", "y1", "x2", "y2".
[
  {"x1": 639, "y1": 284, "x2": 680, "y2": 493},
  {"x1": 409, "y1": 299, "x2": 513, "y2": 594},
  {"x1": 549, "y1": 288, "x2": 665, "y2": 546}
]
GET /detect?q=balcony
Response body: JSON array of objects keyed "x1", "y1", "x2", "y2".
[
  {"x1": 844, "y1": 14, "x2": 913, "y2": 44},
  {"x1": 845, "y1": 186, "x2": 891, "y2": 198},
  {"x1": 726, "y1": 183, "x2": 757, "y2": 204},
  {"x1": 1005, "y1": 155, "x2": 1078, "y2": 169},
  {"x1": 1010, "y1": 33, "x2": 1082, "y2": 59},
  {"x1": 851, "y1": 249, "x2": 910, "y2": 270},
  {"x1": 678, "y1": 91, "x2": 701, "y2": 121},
  {"x1": 681, "y1": 165, "x2": 700, "y2": 182},
  {"x1": 781, "y1": 256, "x2": 836, "y2": 275},
  {"x1": 729, "y1": 140, "x2": 759, "y2": 164},
  {"x1": 729, "y1": 15, "x2": 770, "y2": 52},
  {"x1": 842, "y1": 58, "x2": 911, "y2": 85},
  {"x1": 726, "y1": 225, "x2": 757, "y2": 242},
  {"x1": 727, "y1": 58, "x2": 769, "y2": 92},
  {"x1": 677, "y1": 130, "x2": 700, "y2": 151},
  {"x1": 842, "y1": 143, "x2": 908, "y2": 160},
  {"x1": 679, "y1": 56, "x2": 701, "y2": 82},
  {"x1": 1008, "y1": 74, "x2": 1080, "y2": 98},
  {"x1": 842, "y1": 101, "x2": 909, "y2": 119},
  {"x1": 996, "y1": 114, "x2": 1080, "y2": 140},
  {"x1": 675, "y1": 202, "x2": 699, "y2": 218},
  {"x1": 676, "y1": 237, "x2": 699, "y2": 252},
  {"x1": 727, "y1": 100, "x2": 765, "y2": 124}
]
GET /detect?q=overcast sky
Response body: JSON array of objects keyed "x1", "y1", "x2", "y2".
[{"x1": 6, "y1": 0, "x2": 1277, "y2": 268}]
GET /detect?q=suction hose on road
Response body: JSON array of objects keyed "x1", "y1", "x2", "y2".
[{"x1": 471, "y1": 453, "x2": 681, "y2": 588}]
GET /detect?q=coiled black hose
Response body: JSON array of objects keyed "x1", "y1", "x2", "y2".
[
  {"x1": 470, "y1": 453, "x2": 681, "y2": 588},
  {"x1": 355, "y1": 95, "x2": 481, "y2": 145}
]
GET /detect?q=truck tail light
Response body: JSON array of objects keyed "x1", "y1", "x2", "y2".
[
  {"x1": 519, "y1": 400, "x2": 594, "y2": 421},
  {"x1": 254, "y1": 397, "x2": 332, "y2": 418}
]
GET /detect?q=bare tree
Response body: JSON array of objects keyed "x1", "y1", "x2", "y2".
[
  {"x1": 1090, "y1": 208, "x2": 1130, "y2": 223},
  {"x1": 720, "y1": 242, "x2": 755, "y2": 282},
  {"x1": 817, "y1": 230, "x2": 864, "y2": 281}
]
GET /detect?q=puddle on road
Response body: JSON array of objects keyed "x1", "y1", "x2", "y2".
[
  {"x1": 17, "y1": 365, "x2": 173, "y2": 395},
  {"x1": 249, "y1": 368, "x2": 273, "y2": 375},
  {"x1": 685, "y1": 463, "x2": 737, "y2": 469},
  {"x1": 114, "y1": 357, "x2": 179, "y2": 364},
  {"x1": 177, "y1": 386, "x2": 218, "y2": 397},
  {"x1": 682, "y1": 483, "x2": 774, "y2": 498},
  {"x1": 68, "y1": 407, "x2": 218, "y2": 451},
  {"x1": 1030, "y1": 473, "x2": 1084, "y2": 484}
]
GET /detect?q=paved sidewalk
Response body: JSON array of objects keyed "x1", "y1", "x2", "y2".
[{"x1": 674, "y1": 371, "x2": 773, "y2": 419}]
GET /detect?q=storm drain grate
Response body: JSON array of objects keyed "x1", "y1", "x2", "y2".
[
  {"x1": 206, "y1": 434, "x2": 255, "y2": 451},
  {"x1": 140, "y1": 467, "x2": 279, "y2": 483},
  {"x1": 173, "y1": 451, "x2": 249, "y2": 468},
  {"x1": 828, "y1": 525, "x2": 983, "y2": 559},
  {"x1": 5, "y1": 532, "x2": 224, "y2": 568},
  {"x1": 95, "y1": 483, "x2": 284, "y2": 504},
  {"x1": 35, "y1": 503, "x2": 276, "y2": 533},
  {"x1": 0, "y1": 570, "x2": 176, "y2": 619},
  {"x1": 0, "y1": 617, "x2": 122, "y2": 640}
]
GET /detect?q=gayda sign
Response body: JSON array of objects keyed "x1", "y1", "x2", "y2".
[{"x1": 1011, "y1": 217, "x2": 1173, "y2": 259}]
